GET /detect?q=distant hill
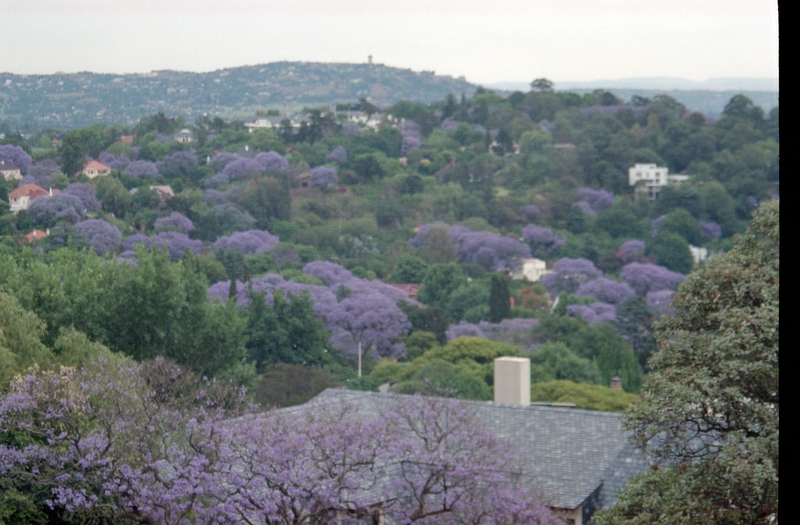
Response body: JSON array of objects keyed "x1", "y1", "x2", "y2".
[{"x1": 0, "y1": 62, "x2": 478, "y2": 129}]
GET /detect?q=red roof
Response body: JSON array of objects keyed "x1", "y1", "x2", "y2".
[
  {"x1": 390, "y1": 283, "x2": 421, "y2": 300},
  {"x1": 9, "y1": 184, "x2": 49, "y2": 199},
  {"x1": 24, "y1": 230, "x2": 49, "y2": 243},
  {"x1": 83, "y1": 160, "x2": 111, "y2": 171}
]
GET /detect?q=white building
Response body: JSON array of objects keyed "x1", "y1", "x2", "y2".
[
  {"x1": 689, "y1": 245, "x2": 708, "y2": 265},
  {"x1": 509, "y1": 258, "x2": 550, "y2": 282},
  {"x1": 0, "y1": 161, "x2": 22, "y2": 181},
  {"x1": 628, "y1": 163, "x2": 689, "y2": 200}
]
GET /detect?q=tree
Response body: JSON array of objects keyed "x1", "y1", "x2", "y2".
[
  {"x1": 416, "y1": 263, "x2": 467, "y2": 309},
  {"x1": 488, "y1": 274, "x2": 511, "y2": 322},
  {"x1": 530, "y1": 78, "x2": 555, "y2": 93},
  {"x1": 595, "y1": 200, "x2": 778, "y2": 525}
]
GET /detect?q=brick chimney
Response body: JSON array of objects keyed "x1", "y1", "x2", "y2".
[
  {"x1": 494, "y1": 357, "x2": 530, "y2": 406},
  {"x1": 610, "y1": 376, "x2": 623, "y2": 390}
]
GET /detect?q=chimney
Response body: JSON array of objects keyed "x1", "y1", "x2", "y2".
[
  {"x1": 610, "y1": 377, "x2": 623, "y2": 390},
  {"x1": 494, "y1": 357, "x2": 530, "y2": 406}
]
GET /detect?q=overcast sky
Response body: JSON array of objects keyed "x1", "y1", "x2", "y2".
[{"x1": 2, "y1": 0, "x2": 778, "y2": 85}]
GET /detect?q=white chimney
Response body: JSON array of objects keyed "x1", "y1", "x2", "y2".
[{"x1": 494, "y1": 357, "x2": 530, "y2": 406}]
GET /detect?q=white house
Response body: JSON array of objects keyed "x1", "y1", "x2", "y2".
[
  {"x1": 0, "y1": 161, "x2": 22, "y2": 181},
  {"x1": 8, "y1": 184, "x2": 56, "y2": 213},
  {"x1": 628, "y1": 163, "x2": 689, "y2": 200},
  {"x1": 174, "y1": 129, "x2": 195, "y2": 143},
  {"x1": 509, "y1": 258, "x2": 550, "y2": 282},
  {"x1": 82, "y1": 160, "x2": 111, "y2": 179},
  {"x1": 689, "y1": 244, "x2": 708, "y2": 265}
]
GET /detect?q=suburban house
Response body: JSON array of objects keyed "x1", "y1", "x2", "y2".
[
  {"x1": 82, "y1": 160, "x2": 111, "y2": 179},
  {"x1": 628, "y1": 163, "x2": 690, "y2": 200},
  {"x1": 0, "y1": 161, "x2": 22, "y2": 181},
  {"x1": 244, "y1": 115, "x2": 310, "y2": 133},
  {"x1": 23, "y1": 229, "x2": 49, "y2": 243},
  {"x1": 510, "y1": 257, "x2": 550, "y2": 282},
  {"x1": 8, "y1": 184, "x2": 57, "y2": 213},
  {"x1": 149, "y1": 185, "x2": 175, "y2": 201},
  {"x1": 174, "y1": 129, "x2": 195, "y2": 143},
  {"x1": 289, "y1": 357, "x2": 648, "y2": 525}
]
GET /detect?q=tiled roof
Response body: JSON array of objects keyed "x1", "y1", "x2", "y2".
[
  {"x1": 83, "y1": 160, "x2": 110, "y2": 171},
  {"x1": 9, "y1": 184, "x2": 48, "y2": 199},
  {"x1": 294, "y1": 389, "x2": 648, "y2": 511}
]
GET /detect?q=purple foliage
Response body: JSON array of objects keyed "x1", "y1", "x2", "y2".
[
  {"x1": 541, "y1": 258, "x2": 603, "y2": 295},
  {"x1": 253, "y1": 151, "x2": 288, "y2": 172},
  {"x1": 746, "y1": 195, "x2": 759, "y2": 209},
  {"x1": 75, "y1": 219, "x2": 122, "y2": 255},
  {"x1": 520, "y1": 204, "x2": 542, "y2": 223},
  {"x1": 303, "y1": 261, "x2": 355, "y2": 286},
  {"x1": 26, "y1": 193, "x2": 85, "y2": 227},
  {"x1": 210, "y1": 151, "x2": 239, "y2": 172},
  {"x1": 154, "y1": 212, "x2": 194, "y2": 233},
  {"x1": 458, "y1": 231, "x2": 531, "y2": 272},
  {"x1": 152, "y1": 231, "x2": 202, "y2": 261},
  {"x1": 328, "y1": 293, "x2": 411, "y2": 359},
  {"x1": 158, "y1": 150, "x2": 198, "y2": 178},
  {"x1": 341, "y1": 122, "x2": 362, "y2": 137},
  {"x1": 220, "y1": 158, "x2": 263, "y2": 180},
  {"x1": 566, "y1": 302, "x2": 617, "y2": 324},
  {"x1": 202, "y1": 189, "x2": 227, "y2": 205},
  {"x1": 620, "y1": 262, "x2": 686, "y2": 295},
  {"x1": 399, "y1": 121, "x2": 423, "y2": 155},
  {"x1": 101, "y1": 153, "x2": 131, "y2": 171},
  {"x1": 575, "y1": 277, "x2": 635, "y2": 304},
  {"x1": 326, "y1": 146, "x2": 348, "y2": 164},
  {"x1": 0, "y1": 144, "x2": 32, "y2": 174},
  {"x1": 26, "y1": 159, "x2": 62, "y2": 187},
  {"x1": 616, "y1": 240, "x2": 646, "y2": 264},
  {"x1": 124, "y1": 160, "x2": 161, "y2": 180},
  {"x1": 650, "y1": 215, "x2": 666, "y2": 237},
  {"x1": 522, "y1": 224, "x2": 566, "y2": 256},
  {"x1": 203, "y1": 172, "x2": 230, "y2": 187},
  {"x1": 212, "y1": 229, "x2": 279, "y2": 255},
  {"x1": 309, "y1": 166, "x2": 338, "y2": 189},
  {"x1": 646, "y1": 289, "x2": 677, "y2": 316},
  {"x1": 62, "y1": 183, "x2": 101, "y2": 212},
  {"x1": 441, "y1": 119, "x2": 460, "y2": 132},
  {"x1": 446, "y1": 321, "x2": 486, "y2": 342},
  {"x1": 699, "y1": 220, "x2": 723, "y2": 239},
  {"x1": 209, "y1": 204, "x2": 257, "y2": 230},
  {"x1": 576, "y1": 187, "x2": 614, "y2": 212},
  {"x1": 154, "y1": 133, "x2": 171, "y2": 143},
  {"x1": 129, "y1": 146, "x2": 140, "y2": 158},
  {"x1": 574, "y1": 200, "x2": 596, "y2": 217},
  {"x1": 122, "y1": 234, "x2": 153, "y2": 251},
  {"x1": 471, "y1": 123, "x2": 487, "y2": 134}
]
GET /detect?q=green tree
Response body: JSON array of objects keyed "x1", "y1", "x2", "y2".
[
  {"x1": 488, "y1": 274, "x2": 511, "y2": 323},
  {"x1": 530, "y1": 380, "x2": 639, "y2": 412},
  {"x1": 646, "y1": 231, "x2": 693, "y2": 274},
  {"x1": 659, "y1": 208, "x2": 702, "y2": 245},
  {"x1": 594, "y1": 200, "x2": 778, "y2": 525},
  {"x1": 387, "y1": 254, "x2": 429, "y2": 284},
  {"x1": 530, "y1": 78, "x2": 555, "y2": 93},
  {"x1": 416, "y1": 263, "x2": 467, "y2": 309}
]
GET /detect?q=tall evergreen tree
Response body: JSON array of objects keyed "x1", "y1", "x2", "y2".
[{"x1": 488, "y1": 274, "x2": 511, "y2": 323}]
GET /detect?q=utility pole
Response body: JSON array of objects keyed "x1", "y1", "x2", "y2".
[{"x1": 358, "y1": 341, "x2": 362, "y2": 378}]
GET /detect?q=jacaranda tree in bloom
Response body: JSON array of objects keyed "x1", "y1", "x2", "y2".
[{"x1": 0, "y1": 359, "x2": 563, "y2": 525}]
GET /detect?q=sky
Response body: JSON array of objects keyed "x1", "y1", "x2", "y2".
[{"x1": 1, "y1": 0, "x2": 779, "y2": 85}]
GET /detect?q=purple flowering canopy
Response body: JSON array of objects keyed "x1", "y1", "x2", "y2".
[
  {"x1": 650, "y1": 215, "x2": 666, "y2": 237},
  {"x1": 202, "y1": 189, "x2": 228, "y2": 205},
  {"x1": 203, "y1": 172, "x2": 230, "y2": 187},
  {"x1": 616, "y1": 240, "x2": 646, "y2": 264},
  {"x1": 520, "y1": 204, "x2": 542, "y2": 223},
  {"x1": 212, "y1": 229, "x2": 279, "y2": 255},
  {"x1": 620, "y1": 262, "x2": 686, "y2": 295},
  {"x1": 574, "y1": 200, "x2": 596, "y2": 217},
  {"x1": 329, "y1": 292, "x2": 411, "y2": 359},
  {"x1": 458, "y1": 231, "x2": 531, "y2": 272},
  {"x1": 522, "y1": 224, "x2": 566, "y2": 256},
  {"x1": 122, "y1": 234, "x2": 153, "y2": 252},
  {"x1": 566, "y1": 302, "x2": 617, "y2": 324},
  {"x1": 25, "y1": 159, "x2": 62, "y2": 187},
  {"x1": 152, "y1": 231, "x2": 202, "y2": 261},
  {"x1": 154, "y1": 212, "x2": 194, "y2": 233},
  {"x1": 302, "y1": 260, "x2": 356, "y2": 287},
  {"x1": 326, "y1": 145, "x2": 348, "y2": 164},
  {"x1": 210, "y1": 151, "x2": 239, "y2": 172},
  {"x1": 446, "y1": 321, "x2": 486, "y2": 342},
  {"x1": 26, "y1": 193, "x2": 85, "y2": 227},
  {"x1": 541, "y1": 258, "x2": 603, "y2": 295},
  {"x1": 575, "y1": 277, "x2": 635, "y2": 305},
  {"x1": 341, "y1": 122, "x2": 362, "y2": 137},
  {"x1": 62, "y1": 183, "x2": 102, "y2": 212},
  {"x1": 124, "y1": 160, "x2": 161, "y2": 180},
  {"x1": 0, "y1": 144, "x2": 32, "y2": 174},
  {"x1": 309, "y1": 166, "x2": 338, "y2": 190},
  {"x1": 646, "y1": 289, "x2": 678, "y2": 316},
  {"x1": 100, "y1": 152, "x2": 131, "y2": 171},
  {"x1": 253, "y1": 151, "x2": 288, "y2": 172},
  {"x1": 158, "y1": 150, "x2": 198, "y2": 179},
  {"x1": 220, "y1": 158, "x2": 264, "y2": 181},
  {"x1": 75, "y1": 219, "x2": 122, "y2": 255},
  {"x1": 699, "y1": 220, "x2": 723, "y2": 239},
  {"x1": 441, "y1": 119, "x2": 460, "y2": 132},
  {"x1": 576, "y1": 187, "x2": 614, "y2": 212}
]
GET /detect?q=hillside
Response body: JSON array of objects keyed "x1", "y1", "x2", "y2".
[{"x1": 0, "y1": 62, "x2": 478, "y2": 130}]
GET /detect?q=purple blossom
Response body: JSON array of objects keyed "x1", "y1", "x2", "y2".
[
  {"x1": 158, "y1": 150, "x2": 198, "y2": 178},
  {"x1": 124, "y1": 160, "x2": 161, "y2": 180},
  {"x1": 399, "y1": 121, "x2": 423, "y2": 155},
  {"x1": 441, "y1": 119, "x2": 460, "y2": 132},
  {"x1": 153, "y1": 212, "x2": 194, "y2": 233},
  {"x1": 122, "y1": 234, "x2": 152, "y2": 251},
  {"x1": 699, "y1": 220, "x2": 723, "y2": 239},
  {"x1": 616, "y1": 240, "x2": 646, "y2": 264},
  {"x1": 152, "y1": 231, "x2": 202, "y2": 261},
  {"x1": 328, "y1": 292, "x2": 411, "y2": 359},
  {"x1": 212, "y1": 229, "x2": 279, "y2": 255},
  {"x1": 303, "y1": 261, "x2": 355, "y2": 286},
  {"x1": 62, "y1": 183, "x2": 101, "y2": 212},
  {"x1": 576, "y1": 187, "x2": 614, "y2": 212},
  {"x1": 203, "y1": 172, "x2": 230, "y2": 187},
  {"x1": 650, "y1": 215, "x2": 666, "y2": 237},
  {"x1": 26, "y1": 159, "x2": 62, "y2": 186},
  {"x1": 210, "y1": 152, "x2": 239, "y2": 172},
  {"x1": 220, "y1": 158, "x2": 263, "y2": 180},
  {"x1": 202, "y1": 189, "x2": 227, "y2": 205},
  {"x1": 471, "y1": 123, "x2": 487, "y2": 134},
  {"x1": 457, "y1": 231, "x2": 531, "y2": 272},
  {"x1": 326, "y1": 146, "x2": 348, "y2": 164},
  {"x1": 26, "y1": 193, "x2": 85, "y2": 227},
  {"x1": 0, "y1": 144, "x2": 32, "y2": 174},
  {"x1": 341, "y1": 122, "x2": 362, "y2": 137},
  {"x1": 446, "y1": 321, "x2": 486, "y2": 341},
  {"x1": 520, "y1": 204, "x2": 542, "y2": 223},
  {"x1": 401, "y1": 134, "x2": 423, "y2": 155},
  {"x1": 646, "y1": 289, "x2": 677, "y2": 316},
  {"x1": 575, "y1": 277, "x2": 635, "y2": 304},
  {"x1": 154, "y1": 133, "x2": 171, "y2": 143},
  {"x1": 105, "y1": 153, "x2": 131, "y2": 171},
  {"x1": 522, "y1": 224, "x2": 566, "y2": 256},
  {"x1": 253, "y1": 151, "x2": 288, "y2": 172},
  {"x1": 129, "y1": 146, "x2": 140, "y2": 158},
  {"x1": 75, "y1": 219, "x2": 122, "y2": 255},
  {"x1": 566, "y1": 302, "x2": 617, "y2": 324},
  {"x1": 620, "y1": 262, "x2": 686, "y2": 295},
  {"x1": 574, "y1": 200, "x2": 596, "y2": 217},
  {"x1": 309, "y1": 166, "x2": 338, "y2": 190},
  {"x1": 541, "y1": 258, "x2": 603, "y2": 295},
  {"x1": 208, "y1": 204, "x2": 257, "y2": 231}
]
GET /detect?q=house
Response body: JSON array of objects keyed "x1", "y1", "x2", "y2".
[
  {"x1": 243, "y1": 116, "x2": 286, "y2": 132},
  {"x1": 82, "y1": 160, "x2": 111, "y2": 179},
  {"x1": 289, "y1": 357, "x2": 648, "y2": 525},
  {"x1": 174, "y1": 129, "x2": 195, "y2": 143},
  {"x1": 23, "y1": 229, "x2": 49, "y2": 243},
  {"x1": 628, "y1": 163, "x2": 690, "y2": 200},
  {"x1": 0, "y1": 161, "x2": 22, "y2": 181},
  {"x1": 8, "y1": 184, "x2": 56, "y2": 213},
  {"x1": 149, "y1": 185, "x2": 175, "y2": 201},
  {"x1": 389, "y1": 283, "x2": 421, "y2": 300},
  {"x1": 689, "y1": 244, "x2": 708, "y2": 265},
  {"x1": 509, "y1": 257, "x2": 550, "y2": 282}
]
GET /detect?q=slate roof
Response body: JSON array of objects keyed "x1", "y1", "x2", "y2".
[{"x1": 295, "y1": 389, "x2": 649, "y2": 512}]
